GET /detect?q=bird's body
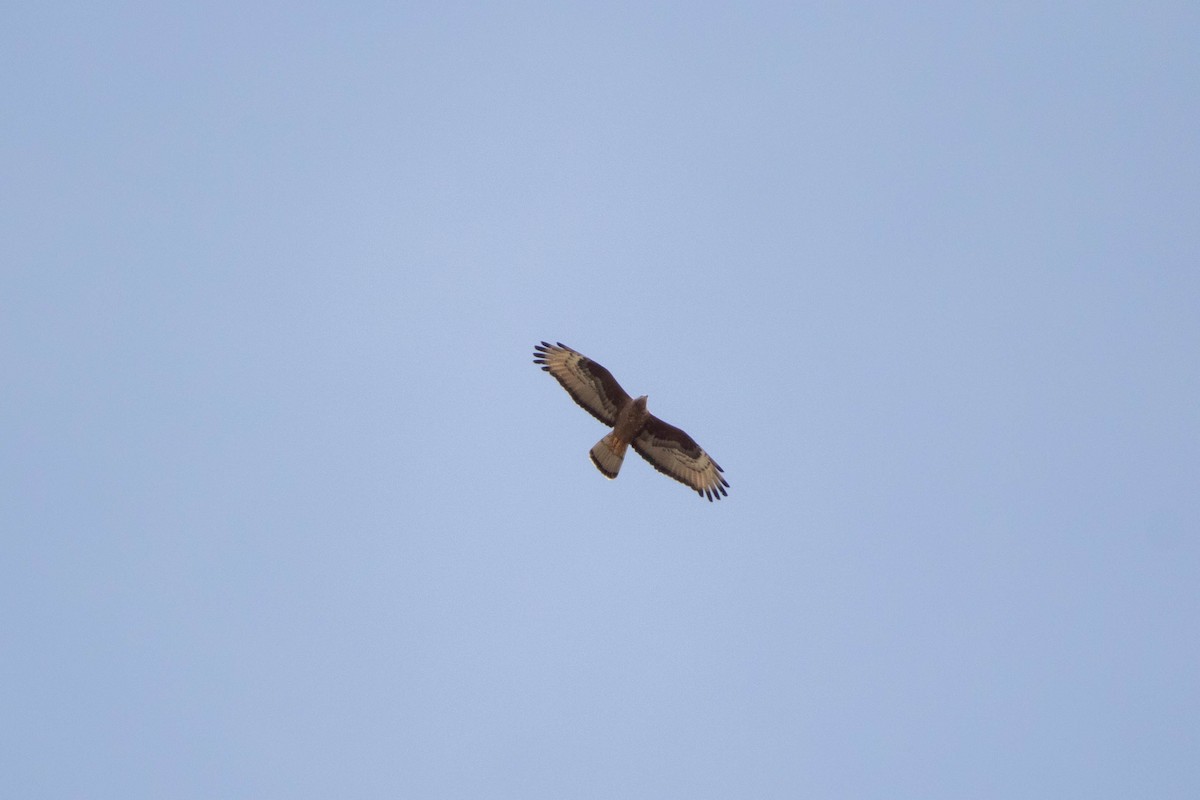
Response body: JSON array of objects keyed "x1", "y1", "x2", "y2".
[
  {"x1": 590, "y1": 394, "x2": 649, "y2": 478},
  {"x1": 533, "y1": 342, "x2": 729, "y2": 501}
]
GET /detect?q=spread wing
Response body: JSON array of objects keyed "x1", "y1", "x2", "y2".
[
  {"x1": 633, "y1": 415, "x2": 729, "y2": 501},
  {"x1": 533, "y1": 342, "x2": 632, "y2": 426}
]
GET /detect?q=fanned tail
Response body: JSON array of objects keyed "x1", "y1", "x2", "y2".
[{"x1": 589, "y1": 433, "x2": 627, "y2": 479}]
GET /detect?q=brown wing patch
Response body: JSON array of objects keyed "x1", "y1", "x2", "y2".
[{"x1": 533, "y1": 342, "x2": 632, "y2": 427}]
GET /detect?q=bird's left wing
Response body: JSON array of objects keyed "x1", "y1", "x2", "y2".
[{"x1": 632, "y1": 415, "x2": 729, "y2": 501}]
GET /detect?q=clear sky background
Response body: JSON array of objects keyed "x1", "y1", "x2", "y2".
[{"x1": 3, "y1": 3, "x2": 1198, "y2": 798}]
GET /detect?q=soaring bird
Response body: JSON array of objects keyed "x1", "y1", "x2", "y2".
[{"x1": 533, "y1": 342, "x2": 729, "y2": 501}]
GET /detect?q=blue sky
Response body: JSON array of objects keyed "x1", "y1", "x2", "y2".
[{"x1": 3, "y1": 3, "x2": 1198, "y2": 797}]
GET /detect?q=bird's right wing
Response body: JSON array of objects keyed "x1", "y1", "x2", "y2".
[{"x1": 533, "y1": 342, "x2": 632, "y2": 427}]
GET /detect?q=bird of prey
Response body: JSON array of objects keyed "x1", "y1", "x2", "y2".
[{"x1": 533, "y1": 341, "x2": 729, "y2": 501}]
